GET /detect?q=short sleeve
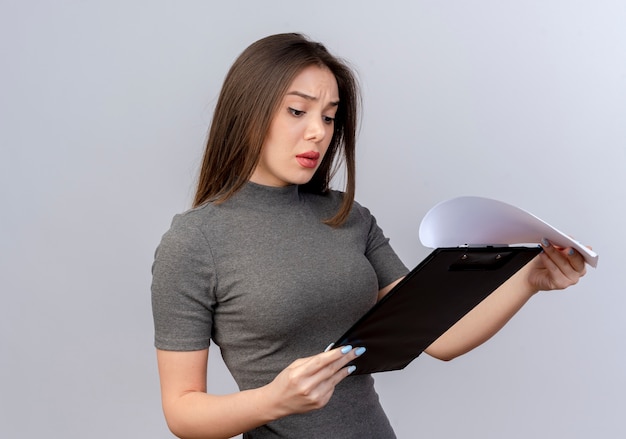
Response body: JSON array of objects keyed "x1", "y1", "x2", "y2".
[
  {"x1": 353, "y1": 202, "x2": 409, "y2": 289},
  {"x1": 151, "y1": 214, "x2": 217, "y2": 351}
]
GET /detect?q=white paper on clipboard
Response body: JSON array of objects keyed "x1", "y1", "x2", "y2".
[{"x1": 419, "y1": 196, "x2": 598, "y2": 268}]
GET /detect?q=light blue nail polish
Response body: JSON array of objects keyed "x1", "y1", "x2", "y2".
[
  {"x1": 568, "y1": 248, "x2": 575, "y2": 256},
  {"x1": 341, "y1": 345, "x2": 352, "y2": 354},
  {"x1": 347, "y1": 365, "x2": 357, "y2": 374},
  {"x1": 542, "y1": 238, "x2": 550, "y2": 247},
  {"x1": 355, "y1": 347, "x2": 366, "y2": 356}
]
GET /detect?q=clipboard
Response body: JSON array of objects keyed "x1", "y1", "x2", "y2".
[{"x1": 333, "y1": 246, "x2": 542, "y2": 375}]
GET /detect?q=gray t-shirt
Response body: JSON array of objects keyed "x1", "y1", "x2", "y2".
[{"x1": 152, "y1": 182, "x2": 409, "y2": 438}]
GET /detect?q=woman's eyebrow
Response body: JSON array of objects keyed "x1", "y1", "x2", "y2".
[{"x1": 286, "y1": 90, "x2": 339, "y2": 107}]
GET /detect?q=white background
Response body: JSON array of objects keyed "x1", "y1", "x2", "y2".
[{"x1": 1, "y1": 1, "x2": 624, "y2": 438}]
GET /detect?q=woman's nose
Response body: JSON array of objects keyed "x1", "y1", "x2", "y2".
[{"x1": 304, "y1": 116, "x2": 326, "y2": 142}]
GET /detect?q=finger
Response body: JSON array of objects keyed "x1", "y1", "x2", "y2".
[
  {"x1": 318, "y1": 346, "x2": 365, "y2": 386},
  {"x1": 540, "y1": 240, "x2": 585, "y2": 287},
  {"x1": 324, "y1": 345, "x2": 365, "y2": 375},
  {"x1": 540, "y1": 239, "x2": 566, "y2": 266},
  {"x1": 293, "y1": 345, "x2": 360, "y2": 380},
  {"x1": 286, "y1": 346, "x2": 364, "y2": 400},
  {"x1": 565, "y1": 248, "x2": 587, "y2": 274},
  {"x1": 325, "y1": 349, "x2": 365, "y2": 387},
  {"x1": 294, "y1": 344, "x2": 350, "y2": 365},
  {"x1": 325, "y1": 364, "x2": 358, "y2": 391},
  {"x1": 330, "y1": 345, "x2": 366, "y2": 369}
]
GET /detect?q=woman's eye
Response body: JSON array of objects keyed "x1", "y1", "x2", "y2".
[
  {"x1": 323, "y1": 116, "x2": 335, "y2": 124},
  {"x1": 288, "y1": 107, "x2": 305, "y2": 117}
]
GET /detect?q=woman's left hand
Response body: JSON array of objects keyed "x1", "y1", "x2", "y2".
[{"x1": 526, "y1": 239, "x2": 588, "y2": 293}]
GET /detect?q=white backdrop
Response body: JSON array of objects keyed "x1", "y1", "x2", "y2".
[{"x1": 1, "y1": 1, "x2": 624, "y2": 438}]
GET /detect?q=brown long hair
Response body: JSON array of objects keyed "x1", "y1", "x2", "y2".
[{"x1": 193, "y1": 33, "x2": 360, "y2": 226}]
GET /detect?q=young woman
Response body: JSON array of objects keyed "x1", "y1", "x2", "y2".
[{"x1": 151, "y1": 33, "x2": 587, "y2": 439}]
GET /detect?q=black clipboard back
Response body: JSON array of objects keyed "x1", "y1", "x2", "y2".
[{"x1": 334, "y1": 246, "x2": 542, "y2": 375}]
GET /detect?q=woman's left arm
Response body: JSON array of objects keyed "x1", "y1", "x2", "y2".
[{"x1": 391, "y1": 240, "x2": 587, "y2": 361}]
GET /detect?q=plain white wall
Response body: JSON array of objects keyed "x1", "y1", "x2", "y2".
[{"x1": 1, "y1": 1, "x2": 624, "y2": 438}]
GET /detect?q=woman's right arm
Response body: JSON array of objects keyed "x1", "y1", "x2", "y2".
[{"x1": 157, "y1": 346, "x2": 362, "y2": 439}]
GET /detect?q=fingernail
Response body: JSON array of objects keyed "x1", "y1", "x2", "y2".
[
  {"x1": 354, "y1": 347, "x2": 366, "y2": 356},
  {"x1": 341, "y1": 345, "x2": 353, "y2": 354},
  {"x1": 568, "y1": 248, "x2": 575, "y2": 256},
  {"x1": 347, "y1": 365, "x2": 357, "y2": 374},
  {"x1": 541, "y1": 238, "x2": 550, "y2": 247}
]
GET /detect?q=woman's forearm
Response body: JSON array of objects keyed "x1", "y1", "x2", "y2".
[
  {"x1": 424, "y1": 262, "x2": 537, "y2": 361},
  {"x1": 163, "y1": 386, "x2": 282, "y2": 439},
  {"x1": 158, "y1": 348, "x2": 284, "y2": 439}
]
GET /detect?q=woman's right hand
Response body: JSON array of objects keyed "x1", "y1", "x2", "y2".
[{"x1": 264, "y1": 345, "x2": 366, "y2": 416}]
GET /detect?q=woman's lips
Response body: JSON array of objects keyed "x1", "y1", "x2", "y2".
[{"x1": 296, "y1": 151, "x2": 321, "y2": 169}]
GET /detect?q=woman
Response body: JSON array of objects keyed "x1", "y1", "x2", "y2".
[{"x1": 151, "y1": 33, "x2": 587, "y2": 439}]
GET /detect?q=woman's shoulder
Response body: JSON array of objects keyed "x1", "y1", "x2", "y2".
[
  {"x1": 166, "y1": 202, "x2": 213, "y2": 231},
  {"x1": 157, "y1": 202, "x2": 223, "y2": 250}
]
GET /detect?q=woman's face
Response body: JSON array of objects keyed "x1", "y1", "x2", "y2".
[{"x1": 250, "y1": 65, "x2": 339, "y2": 187}]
